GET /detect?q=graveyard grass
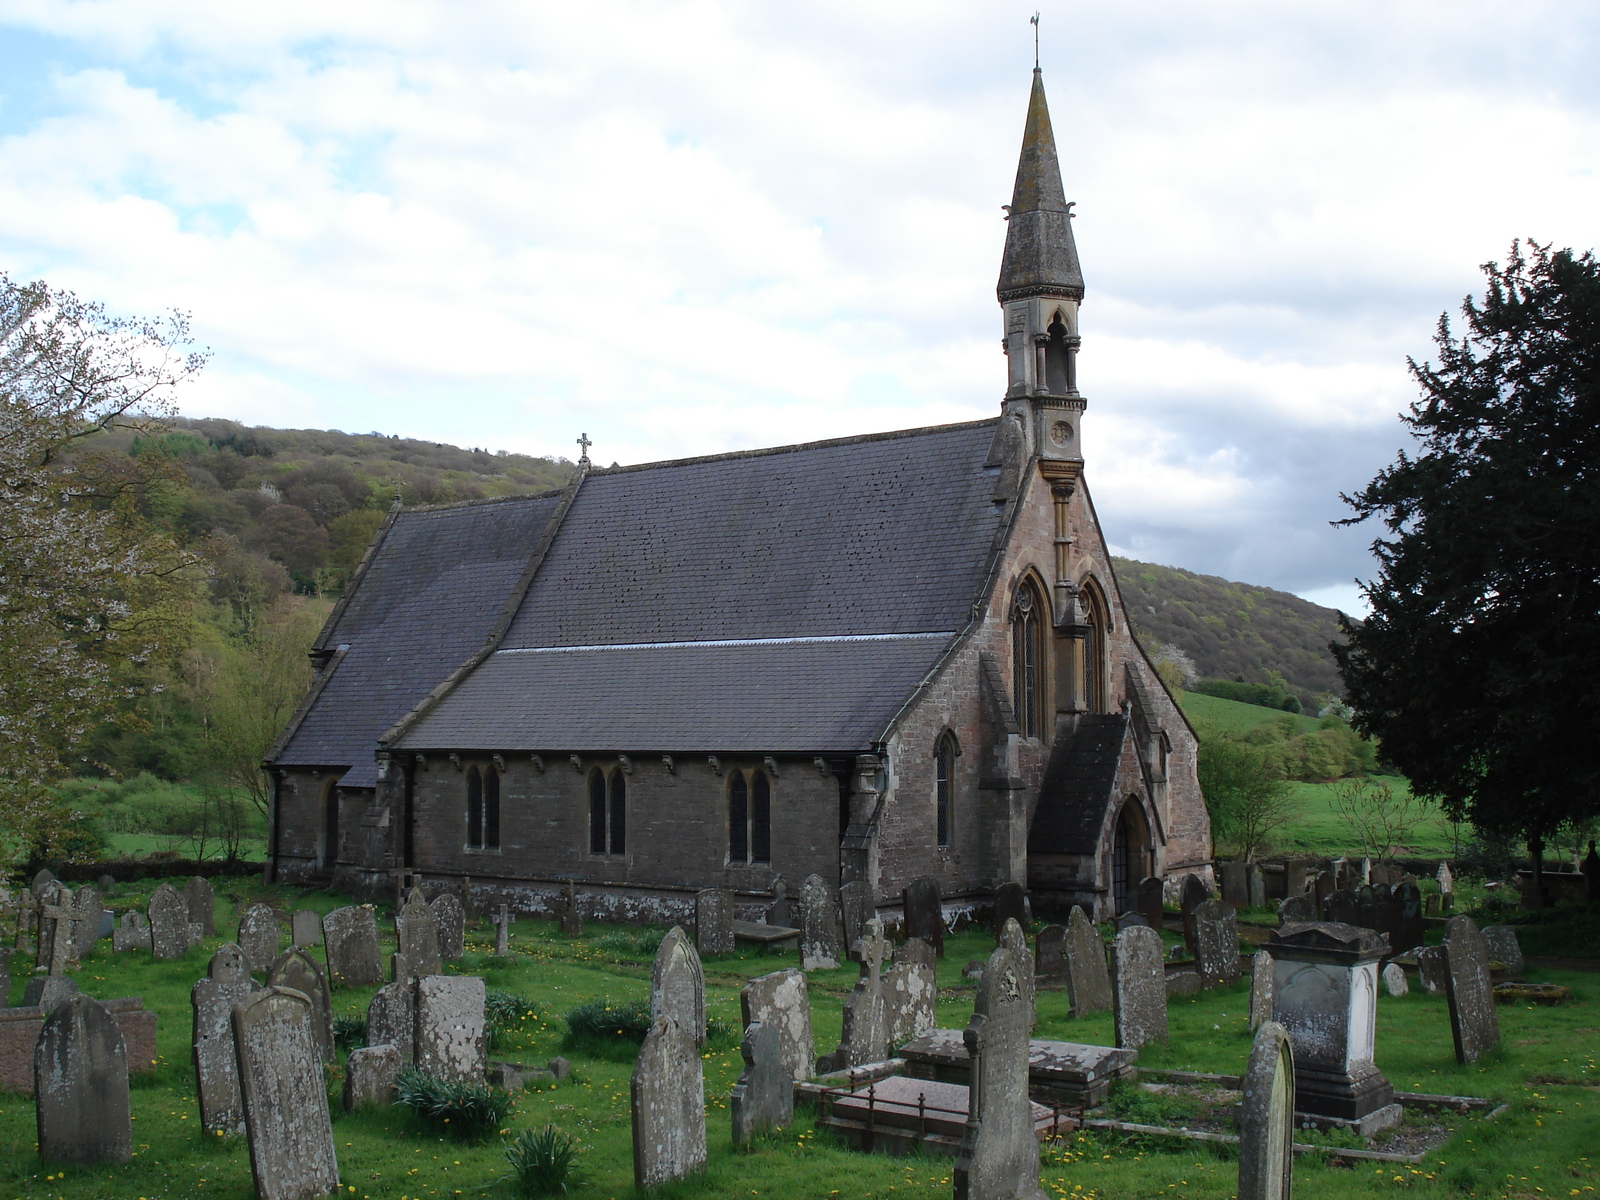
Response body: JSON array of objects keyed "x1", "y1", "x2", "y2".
[{"x1": 1, "y1": 883, "x2": 1595, "y2": 1200}]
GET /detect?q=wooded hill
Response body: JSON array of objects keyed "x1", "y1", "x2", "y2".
[{"x1": 1114, "y1": 557, "x2": 1348, "y2": 707}]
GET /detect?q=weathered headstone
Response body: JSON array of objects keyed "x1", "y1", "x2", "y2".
[
  {"x1": 396, "y1": 895, "x2": 442, "y2": 977},
  {"x1": 1113, "y1": 911, "x2": 1148, "y2": 931},
  {"x1": 1415, "y1": 945, "x2": 1448, "y2": 996},
  {"x1": 367, "y1": 980, "x2": 415, "y2": 1065},
  {"x1": 113, "y1": 910, "x2": 151, "y2": 954},
  {"x1": 233, "y1": 987, "x2": 340, "y2": 1200},
  {"x1": 183, "y1": 877, "x2": 216, "y2": 937},
  {"x1": 1423, "y1": 894, "x2": 1440, "y2": 917},
  {"x1": 1313, "y1": 870, "x2": 1335, "y2": 917},
  {"x1": 1136, "y1": 876, "x2": 1165, "y2": 930},
  {"x1": 1481, "y1": 926, "x2": 1525, "y2": 978},
  {"x1": 991, "y1": 881, "x2": 1030, "y2": 940},
  {"x1": 192, "y1": 943, "x2": 257, "y2": 1136},
  {"x1": 67, "y1": 886, "x2": 101, "y2": 962},
  {"x1": 1249, "y1": 949, "x2": 1274, "y2": 1031},
  {"x1": 1034, "y1": 924, "x2": 1067, "y2": 983},
  {"x1": 741, "y1": 968, "x2": 814, "y2": 1082},
  {"x1": 555, "y1": 882, "x2": 584, "y2": 938},
  {"x1": 1277, "y1": 893, "x2": 1315, "y2": 927},
  {"x1": 1237, "y1": 1021, "x2": 1294, "y2": 1200},
  {"x1": 1357, "y1": 884, "x2": 1382, "y2": 935},
  {"x1": 322, "y1": 906, "x2": 383, "y2": 987},
  {"x1": 1220, "y1": 861, "x2": 1249, "y2": 906},
  {"x1": 1381, "y1": 963, "x2": 1408, "y2": 997},
  {"x1": 426, "y1": 894, "x2": 462, "y2": 960},
  {"x1": 1063, "y1": 906, "x2": 1113, "y2": 1017},
  {"x1": 1247, "y1": 864, "x2": 1267, "y2": 910},
  {"x1": 838, "y1": 879, "x2": 873, "y2": 951},
  {"x1": 694, "y1": 888, "x2": 734, "y2": 956},
  {"x1": 827, "y1": 918, "x2": 891, "y2": 1069},
  {"x1": 730, "y1": 1019, "x2": 791, "y2": 1144},
  {"x1": 799, "y1": 874, "x2": 841, "y2": 971},
  {"x1": 631, "y1": 1013, "x2": 705, "y2": 1189},
  {"x1": 30, "y1": 869, "x2": 54, "y2": 897},
  {"x1": 267, "y1": 948, "x2": 334, "y2": 1062},
  {"x1": 1179, "y1": 874, "x2": 1210, "y2": 951},
  {"x1": 24, "y1": 975, "x2": 79, "y2": 1010},
  {"x1": 650, "y1": 926, "x2": 706, "y2": 1045},
  {"x1": 902, "y1": 876, "x2": 944, "y2": 958},
  {"x1": 1436, "y1": 861, "x2": 1453, "y2": 896},
  {"x1": 952, "y1": 941, "x2": 1047, "y2": 1200},
  {"x1": 36, "y1": 884, "x2": 73, "y2": 972},
  {"x1": 883, "y1": 937, "x2": 938, "y2": 1048},
  {"x1": 237, "y1": 904, "x2": 282, "y2": 974},
  {"x1": 998, "y1": 918, "x2": 1036, "y2": 1028},
  {"x1": 1194, "y1": 898, "x2": 1242, "y2": 986},
  {"x1": 1110, "y1": 924, "x2": 1167, "y2": 1050},
  {"x1": 1322, "y1": 886, "x2": 1360, "y2": 928},
  {"x1": 343, "y1": 1043, "x2": 402, "y2": 1110},
  {"x1": 34, "y1": 994, "x2": 131, "y2": 1164},
  {"x1": 149, "y1": 883, "x2": 193, "y2": 962},
  {"x1": 492, "y1": 905, "x2": 511, "y2": 956},
  {"x1": 414, "y1": 974, "x2": 487, "y2": 1084},
  {"x1": 1443, "y1": 915, "x2": 1500, "y2": 1064},
  {"x1": 290, "y1": 910, "x2": 322, "y2": 950},
  {"x1": 767, "y1": 876, "x2": 791, "y2": 929},
  {"x1": 1285, "y1": 861, "x2": 1313, "y2": 900}
]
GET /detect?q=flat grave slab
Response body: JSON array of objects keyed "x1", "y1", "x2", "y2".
[
  {"x1": 818, "y1": 1075, "x2": 1068, "y2": 1157},
  {"x1": 730, "y1": 920, "x2": 800, "y2": 948},
  {"x1": 898, "y1": 1029, "x2": 1137, "y2": 1106}
]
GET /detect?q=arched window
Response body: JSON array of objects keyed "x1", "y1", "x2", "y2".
[
  {"x1": 321, "y1": 778, "x2": 339, "y2": 870},
  {"x1": 483, "y1": 766, "x2": 501, "y2": 851},
  {"x1": 1012, "y1": 580, "x2": 1047, "y2": 738},
  {"x1": 728, "y1": 770, "x2": 773, "y2": 865},
  {"x1": 608, "y1": 770, "x2": 627, "y2": 855},
  {"x1": 728, "y1": 772, "x2": 748, "y2": 864},
  {"x1": 751, "y1": 773, "x2": 771, "y2": 864},
  {"x1": 465, "y1": 766, "x2": 483, "y2": 850},
  {"x1": 1045, "y1": 310, "x2": 1072, "y2": 395},
  {"x1": 588, "y1": 769, "x2": 607, "y2": 854},
  {"x1": 1079, "y1": 579, "x2": 1110, "y2": 713},
  {"x1": 934, "y1": 733, "x2": 957, "y2": 848},
  {"x1": 589, "y1": 768, "x2": 627, "y2": 856}
]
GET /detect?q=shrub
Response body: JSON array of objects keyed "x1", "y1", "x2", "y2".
[
  {"x1": 393, "y1": 1069, "x2": 513, "y2": 1142},
  {"x1": 332, "y1": 1015, "x2": 366, "y2": 1053},
  {"x1": 486, "y1": 989, "x2": 545, "y2": 1051},
  {"x1": 589, "y1": 927, "x2": 665, "y2": 958},
  {"x1": 563, "y1": 998, "x2": 652, "y2": 1045},
  {"x1": 505, "y1": 1124, "x2": 581, "y2": 1197}
]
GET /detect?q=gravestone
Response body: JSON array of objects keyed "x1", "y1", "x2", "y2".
[
  {"x1": 322, "y1": 906, "x2": 383, "y2": 987},
  {"x1": 999, "y1": 918, "x2": 1036, "y2": 1029},
  {"x1": 799, "y1": 874, "x2": 841, "y2": 970},
  {"x1": 232, "y1": 987, "x2": 340, "y2": 1200},
  {"x1": 1357, "y1": 884, "x2": 1381, "y2": 934},
  {"x1": 1481, "y1": 926, "x2": 1524, "y2": 978},
  {"x1": 650, "y1": 927, "x2": 706, "y2": 1045},
  {"x1": 0, "y1": 947, "x2": 12, "y2": 1004},
  {"x1": 1360, "y1": 857, "x2": 1372, "y2": 885},
  {"x1": 741, "y1": 968, "x2": 813, "y2": 1082},
  {"x1": 290, "y1": 910, "x2": 322, "y2": 950},
  {"x1": 1110, "y1": 924, "x2": 1167, "y2": 1050},
  {"x1": 631, "y1": 1013, "x2": 705, "y2": 1189},
  {"x1": 1424, "y1": 894, "x2": 1440, "y2": 917},
  {"x1": 30, "y1": 869, "x2": 54, "y2": 897},
  {"x1": 267, "y1": 948, "x2": 334, "y2": 1062},
  {"x1": 343, "y1": 1044, "x2": 402, "y2": 1110},
  {"x1": 1314, "y1": 870, "x2": 1335, "y2": 917},
  {"x1": 1415, "y1": 945, "x2": 1448, "y2": 996},
  {"x1": 1136, "y1": 876, "x2": 1165, "y2": 930},
  {"x1": 1034, "y1": 924, "x2": 1067, "y2": 983},
  {"x1": 1194, "y1": 899, "x2": 1242, "y2": 986},
  {"x1": 828, "y1": 919, "x2": 891, "y2": 1069},
  {"x1": 952, "y1": 941, "x2": 1047, "y2": 1200},
  {"x1": 1443, "y1": 916, "x2": 1500, "y2": 1064},
  {"x1": 24, "y1": 975, "x2": 79, "y2": 1010},
  {"x1": 1179, "y1": 875, "x2": 1211, "y2": 951},
  {"x1": 1247, "y1": 864, "x2": 1267, "y2": 910},
  {"x1": 237, "y1": 904, "x2": 282, "y2": 974},
  {"x1": 767, "y1": 876, "x2": 791, "y2": 928},
  {"x1": 149, "y1": 883, "x2": 193, "y2": 962},
  {"x1": 730, "y1": 1019, "x2": 790, "y2": 1144},
  {"x1": 1113, "y1": 912, "x2": 1148, "y2": 931},
  {"x1": 183, "y1": 877, "x2": 216, "y2": 938},
  {"x1": 1063, "y1": 907, "x2": 1112, "y2": 1017},
  {"x1": 694, "y1": 888, "x2": 734, "y2": 956},
  {"x1": 67, "y1": 886, "x2": 101, "y2": 962},
  {"x1": 902, "y1": 876, "x2": 944, "y2": 958},
  {"x1": 1286, "y1": 861, "x2": 1313, "y2": 900},
  {"x1": 414, "y1": 974, "x2": 487, "y2": 1084},
  {"x1": 556, "y1": 882, "x2": 583, "y2": 938},
  {"x1": 1382, "y1": 963, "x2": 1408, "y2": 997},
  {"x1": 396, "y1": 895, "x2": 442, "y2": 977},
  {"x1": 34, "y1": 994, "x2": 131, "y2": 1164},
  {"x1": 1322, "y1": 887, "x2": 1360, "y2": 928},
  {"x1": 367, "y1": 980, "x2": 415, "y2": 1065},
  {"x1": 1220, "y1": 861, "x2": 1249, "y2": 906},
  {"x1": 192, "y1": 943, "x2": 257, "y2": 1136},
  {"x1": 1237, "y1": 1021, "x2": 1294, "y2": 1200},
  {"x1": 431, "y1": 894, "x2": 466, "y2": 961},
  {"x1": 883, "y1": 937, "x2": 938, "y2": 1048},
  {"x1": 1277, "y1": 893, "x2": 1315, "y2": 926},
  {"x1": 1249, "y1": 950, "x2": 1274, "y2": 1031},
  {"x1": 991, "y1": 882, "x2": 1029, "y2": 940},
  {"x1": 113, "y1": 911, "x2": 151, "y2": 954},
  {"x1": 491, "y1": 905, "x2": 512, "y2": 956},
  {"x1": 838, "y1": 880, "x2": 873, "y2": 952}
]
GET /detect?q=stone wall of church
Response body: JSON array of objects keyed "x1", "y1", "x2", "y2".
[{"x1": 270, "y1": 768, "x2": 368, "y2": 886}]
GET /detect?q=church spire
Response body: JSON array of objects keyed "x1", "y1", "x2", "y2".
[{"x1": 997, "y1": 68, "x2": 1083, "y2": 304}]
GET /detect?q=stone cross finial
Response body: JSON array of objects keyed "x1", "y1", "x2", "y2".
[{"x1": 576, "y1": 432, "x2": 592, "y2": 466}]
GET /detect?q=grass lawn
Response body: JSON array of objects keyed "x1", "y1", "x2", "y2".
[
  {"x1": 3, "y1": 880, "x2": 1597, "y2": 1199},
  {"x1": 1179, "y1": 691, "x2": 1325, "y2": 737}
]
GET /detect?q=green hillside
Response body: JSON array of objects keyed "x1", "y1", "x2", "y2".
[{"x1": 1178, "y1": 690, "x2": 1322, "y2": 736}]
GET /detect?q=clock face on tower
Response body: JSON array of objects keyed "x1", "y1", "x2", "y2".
[{"x1": 1049, "y1": 420, "x2": 1074, "y2": 447}]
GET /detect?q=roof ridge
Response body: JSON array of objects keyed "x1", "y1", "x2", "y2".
[{"x1": 401, "y1": 486, "x2": 571, "y2": 515}]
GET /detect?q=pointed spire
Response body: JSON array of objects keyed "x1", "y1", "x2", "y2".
[{"x1": 997, "y1": 69, "x2": 1084, "y2": 302}]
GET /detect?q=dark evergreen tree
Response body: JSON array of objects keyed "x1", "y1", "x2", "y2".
[{"x1": 1334, "y1": 242, "x2": 1600, "y2": 878}]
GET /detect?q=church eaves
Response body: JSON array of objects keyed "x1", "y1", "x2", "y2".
[{"x1": 997, "y1": 68, "x2": 1084, "y2": 303}]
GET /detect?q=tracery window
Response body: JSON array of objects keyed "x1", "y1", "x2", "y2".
[
  {"x1": 1079, "y1": 579, "x2": 1109, "y2": 714},
  {"x1": 1012, "y1": 580, "x2": 1047, "y2": 738},
  {"x1": 466, "y1": 766, "x2": 483, "y2": 850},
  {"x1": 934, "y1": 733, "x2": 958, "y2": 848},
  {"x1": 588, "y1": 768, "x2": 627, "y2": 856},
  {"x1": 728, "y1": 769, "x2": 772, "y2": 865}
]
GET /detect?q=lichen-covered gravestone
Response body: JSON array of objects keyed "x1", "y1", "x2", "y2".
[
  {"x1": 192, "y1": 943, "x2": 258, "y2": 1136},
  {"x1": 1481, "y1": 926, "x2": 1525, "y2": 978},
  {"x1": 322, "y1": 906, "x2": 384, "y2": 988},
  {"x1": 1034, "y1": 924, "x2": 1067, "y2": 983},
  {"x1": 902, "y1": 876, "x2": 944, "y2": 958},
  {"x1": 113, "y1": 911, "x2": 151, "y2": 954},
  {"x1": 1381, "y1": 963, "x2": 1408, "y2": 997},
  {"x1": 694, "y1": 888, "x2": 734, "y2": 956},
  {"x1": 431, "y1": 894, "x2": 466, "y2": 961},
  {"x1": 827, "y1": 919, "x2": 891, "y2": 1069},
  {"x1": 1110, "y1": 924, "x2": 1166, "y2": 1050},
  {"x1": 1063, "y1": 906, "x2": 1113, "y2": 1017},
  {"x1": 767, "y1": 877, "x2": 791, "y2": 928},
  {"x1": 883, "y1": 937, "x2": 938, "y2": 1048},
  {"x1": 1193, "y1": 898, "x2": 1242, "y2": 986},
  {"x1": 1249, "y1": 950, "x2": 1274, "y2": 1030},
  {"x1": 267, "y1": 948, "x2": 335, "y2": 1062},
  {"x1": 290, "y1": 910, "x2": 322, "y2": 950},
  {"x1": 149, "y1": 883, "x2": 193, "y2": 962},
  {"x1": 237, "y1": 904, "x2": 282, "y2": 974},
  {"x1": 367, "y1": 980, "x2": 415, "y2": 1065},
  {"x1": 838, "y1": 879, "x2": 873, "y2": 952},
  {"x1": 233, "y1": 987, "x2": 340, "y2": 1200},
  {"x1": 953, "y1": 941, "x2": 1047, "y2": 1200},
  {"x1": 741, "y1": 968, "x2": 814, "y2": 1082},
  {"x1": 1237, "y1": 1021, "x2": 1294, "y2": 1200},
  {"x1": 414, "y1": 975, "x2": 486, "y2": 1084},
  {"x1": 184, "y1": 876, "x2": 216, "y2": 938},
  {"x1": 343, "y1": 1043, "x2": 402, "y2": 1110},
  {"x1": 799, "y1": 874, "x2": 841, "y2": 971},
  {"x1": 730, "y1": 1019, "x2": 791, "y2": 1145},
  {"x1": 1416, "y1": 945, "x2": 1449, "y2": 996},
  {"x1": 631, "y1": 1013, "x2": 705, "y2": 1189},
  {"x1": 396, "y1": 895, "x2": 442, "y2": 978},
  {"x1": 1443, "y1": 916, "x2": 1500, "y2": 1064},
  {"x1": 1278, "y1": 894, "x2": 1316, "y2": 926},
  {"x1": 67, "y1": 886, "x2": 101, "y2": 962},
  {"x1": 34, "y1": 994, "x2": 131, "y2": 1165},
  {"x1": 650, "y1": 927, "x2": 706, "y2": 1045}
]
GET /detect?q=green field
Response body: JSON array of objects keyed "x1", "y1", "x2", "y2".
[
  {"x1": 1179, "y1": 690, "x2": 1326, "y2": 737},
  {"x1": 4, "y1": 879, "x2": 1596, "y2": 1200}
]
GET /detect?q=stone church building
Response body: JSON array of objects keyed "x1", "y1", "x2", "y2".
[{"x1": 264, "y1": 69, "x2": 1212, "y2": 922}]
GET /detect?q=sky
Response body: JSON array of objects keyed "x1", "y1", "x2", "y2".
[{"x1": 1, "y1": 2, "x2": 1596, "y2": 614}]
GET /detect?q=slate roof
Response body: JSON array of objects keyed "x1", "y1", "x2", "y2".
[
  {"x1": 270, "y1": 492, "x2": 565, "y2": 787},
  {"x1": 1027, "y1": 714, "x2": 1128, "y2": 856}
]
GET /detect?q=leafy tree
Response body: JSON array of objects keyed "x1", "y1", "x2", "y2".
[
  {"x1": 1327, "y1": 776, "x2": 1427, "y2": 866},
  {"x1": 1195, "y1": 731, "x2": 1296, "y2": 861},
  {"x1": 1333, "y1": 242, "x2": 1600, "y2": 872},
  {"x1": 0, "y1": 274, "x2": 204, "y2": 862}
]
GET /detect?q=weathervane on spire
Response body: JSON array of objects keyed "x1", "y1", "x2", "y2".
[
  {"x1": 576, "y1": 432, "x2": 592, "y2": 468},
  {"x1": 1031, "y1": 11, "x2": 1040, "y2": 69}
]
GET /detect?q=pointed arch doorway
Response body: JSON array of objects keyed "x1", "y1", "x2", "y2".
[{"x1": 1111, "y1": 798, "x2": 1152, "y2": 915}]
